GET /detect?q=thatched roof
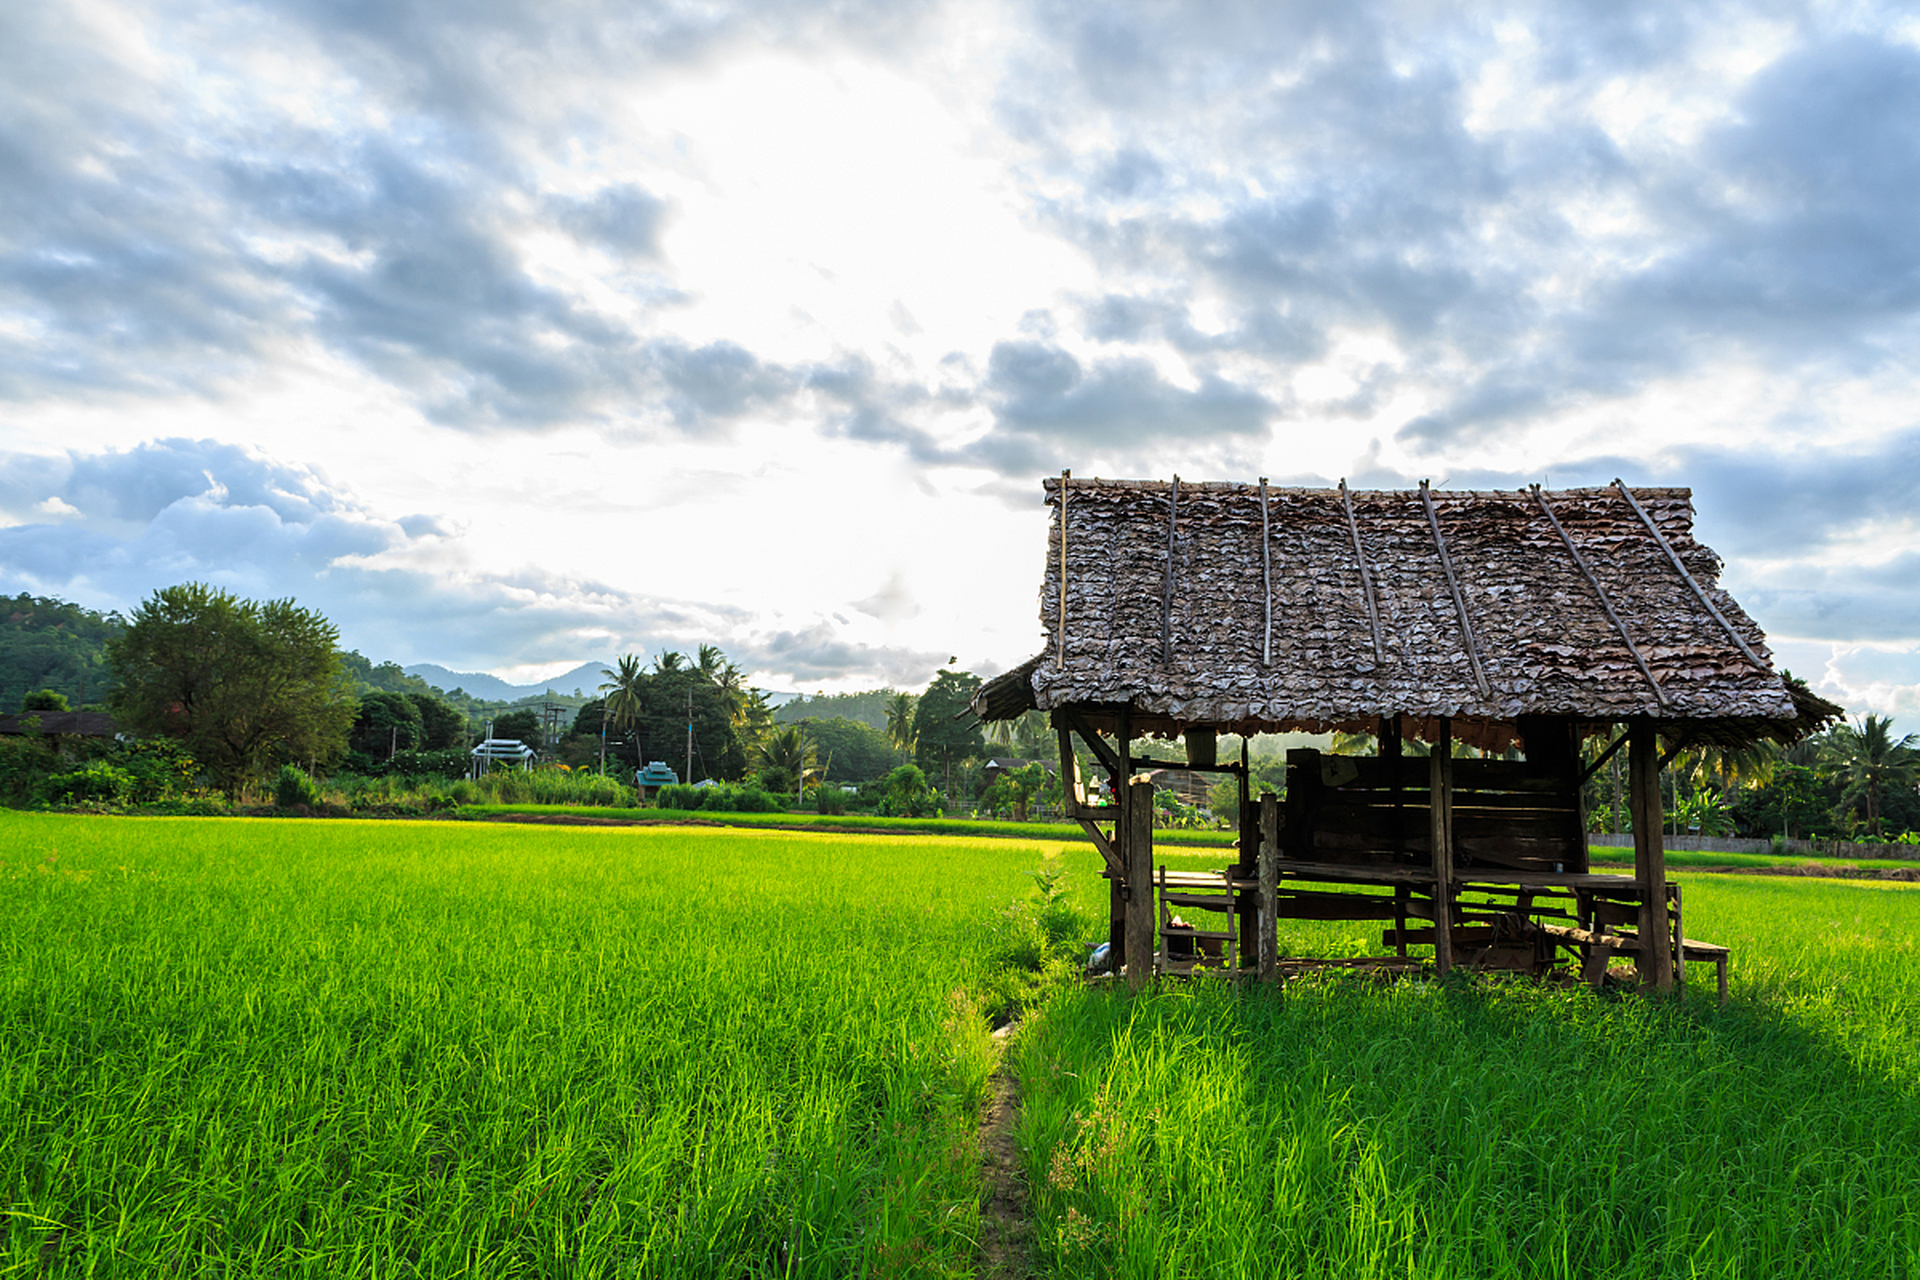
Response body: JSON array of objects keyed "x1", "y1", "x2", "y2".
[
  {"x1": 974, "y1": 476, "x2": 1840, "y2": 752},
  {"x1": 0, "y1": 711, "x2": 118, "y2": 737}
]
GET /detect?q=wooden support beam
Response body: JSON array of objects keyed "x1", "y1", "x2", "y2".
[
  {"x1": 1420, "y1": 481, "x2": 1492, "y2": 699},
  {"x1": 1061, "y1": 706, "x2": 1121, "y2": 779},
  {"x1": 1126, "y1": 778, "x2": 1155, "y2": 991},
  {"x1": 1614, "y1": 479, "x2": 1767, "y2": 670},
  {"x1": 1429, "y1": 717, "x2": 1455, "y2": 976},
  {"x1": 1628, "y1": 718, "x2": 1675, "y2": 990},
  {"x1": 1533, "y1": 485, "x2": 1669, "y2": 709},
  {"x1": 1578, "y1": 730, "x2": 1630, "y2": 785},
  {"x1": 1258, "y1": 792, "x2": 1278, "y2": 981},
  {"x1": 1238, "y1": 739, "x2": 1257, "y2": 963},
  {"x1": 1338, "y1": 479, "x2": 1388, "y2": 663},
  {"x1": 1076, "y1": 817, "x2": 1124, "y2": 877},
  {"x1": 1109, "y1": 707, "x2": 1132, "y2": 962}
]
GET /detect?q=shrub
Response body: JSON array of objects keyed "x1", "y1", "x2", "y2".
[
  {"x1": 40, "y1": 762, "x2": 136, "y2": 808},
  {"x1": 115, "y1": 739, "x2": 207, "y2": 803},
  {"x1": 875, "y1": 765, "x2": 939, "y2": 819},
  {"x1": 471, "y1": 766, "x2": 631, "y2": 807},
  {"x1": 811, "y1": 784, "x2": 849, "y2": 815},
  {"x1": 656, "y1": 782, "x2": 781, "y2": 813},
  {"x1": 275, "y1": 764, "x2": 324, "y2": 810},
  {"x1": 0, "y1": 736, "x2": 57, "y2": 807}
]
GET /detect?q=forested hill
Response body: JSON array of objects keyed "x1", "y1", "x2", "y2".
[
  {"x1": 772, "y1": 689, "x2": 897, "y2": 731},
  {"x1": 0, "y1": 593, "x2": 122, "y2": 711}
]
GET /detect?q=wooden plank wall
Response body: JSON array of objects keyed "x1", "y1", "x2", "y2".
[{"x1": 1283, "y1": 750, "x2": 1587, "y2": 874}]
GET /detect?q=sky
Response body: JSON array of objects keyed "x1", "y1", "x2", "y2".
[{"x1": 3, "y1": 0, "x2": 1920, "y2": 714}]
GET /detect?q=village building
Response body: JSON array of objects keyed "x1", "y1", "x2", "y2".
[{"x1": 972, "y1": 475, "x2": 1840, "y2": 993}]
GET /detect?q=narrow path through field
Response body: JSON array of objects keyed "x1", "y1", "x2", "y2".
[{"x1": 978, "y1": 1021, "x2": 1033, "y2": 1279}]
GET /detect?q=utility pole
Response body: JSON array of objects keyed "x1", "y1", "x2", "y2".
[{"x1": 685, "y1": 686, "x2": 693, "y2": 785}]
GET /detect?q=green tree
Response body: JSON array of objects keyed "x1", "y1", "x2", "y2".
[
  {"x1": 885, "y1": 691, "x2": 918, "y2": 759},
  {"x1": 600, "y1": 656, "x2": 648, "y2": 759},
  {"x1": 493, "y1": 708, "x2": 541, "y2": 743},
  {"x1": 639, "y1": 666, "x2": 746, "y2": 781},
  {"x1": 0, "y1": 593, "x2": 123, "y2": 712},
  {"x1": 912, "y1": 670, "x2": 984, "y2": 796},
  {"x1": 874, "y1": 763, "x2": 938, "y2": 818},
  {"x1": 408, "y1": 692, "x2": 466, "y2": 750},
  {"x1": 20, "y1": 689, "x2": 70, "y2": 713},
  {"x1": 1822, "y1": 715, "x2": 1920, "y2": 840},
  {"x1": 757, "y1": 725, "x2": 817, "y2": 801},
  {"x1": 106, "y1": 584, "x2": 354, "y2": 796},
  {"x1": 350, "y1": 689, "x2": 424, "y2": 758},
  {"x1": 735, "y1": 687, "x2": 775, "y2": 765},
  {"x1": 794, "y1": 716, "x2": 896, "y2": 783}
]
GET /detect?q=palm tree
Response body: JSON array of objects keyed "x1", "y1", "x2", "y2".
[
  {"x1": 694, "y1": 644, "x2": 726, "y2": 682},
  {"x1": 886, "y1": 691, "x2": 917, "y2": 761},
  {"x1": 599, "y1": 655, "x2": 647, "y2": 772},
  {"x1": 1821, "y1": 715, "x2": 1920, "y2": 840},
  {"x1": 652, "y1": 650, "x2": 684, "y2": 674},
  {"x1": 758, "y1": 725, "x2": 817, "y2": 803}
]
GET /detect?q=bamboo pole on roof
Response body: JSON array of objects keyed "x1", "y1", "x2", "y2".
[{"x1": 1056, "y1": 469, "x2": 1069, "y2": 669}]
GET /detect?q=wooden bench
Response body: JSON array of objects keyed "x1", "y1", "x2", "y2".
[{"x1": 1541, "y1": 923, "x2": 1730, "y2": 1000}]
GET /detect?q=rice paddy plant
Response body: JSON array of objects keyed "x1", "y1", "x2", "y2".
[
  {"x1": 1014, "y1": 871, "x2": 1920, "y2": 1279},
  {"x1": 0, "y1": 813, "x2": 1046, "y2": 1277}
]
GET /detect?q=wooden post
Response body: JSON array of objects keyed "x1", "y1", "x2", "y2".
[
  {"x1": 1381, "y1": 714, "x2": 1404, "y2": 858},
  {"x1": 1629, "y1": 718, "x2": 1674, "y2": 990},
  {"x1": 1237, "y1": 738, "x2": 1258, "y2": 967},
  {"x1": 1126, "y1": 778, "x2": 1155, "y2": 990},
  {"x1": 1109, "y1": 711, "x2": 1131, "y2": 962},
  {"x1": 1258, "y1": 792, "x2": 1278, "y2": 981},
  {"x1": 1429, "y1": 718, "x2": 1455, "y2": 976}
]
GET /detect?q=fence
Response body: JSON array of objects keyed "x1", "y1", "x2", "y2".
[{"x1": 1590, "y1": 832, "x2": 1920, "y2": 860}]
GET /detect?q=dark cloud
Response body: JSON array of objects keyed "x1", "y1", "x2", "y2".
[
  {"x1": 958, "y1": 339, "x2": 1271, "y2": 474},
  {"x1": 992, "y1": 3, "x2": 1920, "y2": 459},
  {"x1": 746, "y1": 621, "x2": 947, "y2": 685},
  {"x1": 551, "y1": 184, "x2": 668, "y2": 259}
]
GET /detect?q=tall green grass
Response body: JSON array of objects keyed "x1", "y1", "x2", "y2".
[
  {"x1": 1014, "y1": 868, "x2": 1920, "y2": 1279},
  {"x1": 0, "y1": 814, "x2": 1063, "y2": 1277}
]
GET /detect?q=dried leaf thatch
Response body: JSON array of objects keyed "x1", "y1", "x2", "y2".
[{"x1": 975, "y1": 477, "x2": 1840, "y2": 751}]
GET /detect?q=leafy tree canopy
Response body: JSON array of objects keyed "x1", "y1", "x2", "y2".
[
  {"x1": 21, "y1": 689, "x2": 70, "y2": 713},
  {"x1": 106, "y1": 584, "x2": 355, "y2": 796},
  {"x1": 350, "y1": 689, "x2": 424, "y2": 757},
  {"x1": 793, "y1": 716, "x2": 897, "y2": 784},
  {"x1": 913, "y1": 669, "x2": 985, "y2": 775},
  {"x1": 408, "y1": 691, "x2": 466, "y2": 750},
  {"x1": 492, "y1": 709, "x2": 541, "y2": 743},
  {"x1": 0, "y1": 593, "x2": 122, "y2": 712},
  {"x1": 774, "y1": 689, "x2": 899, "y2": 731}
]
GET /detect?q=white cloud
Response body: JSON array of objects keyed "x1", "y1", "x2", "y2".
[{"x1": 3, "y1": 0, "x2": 1920, "y2": 713}]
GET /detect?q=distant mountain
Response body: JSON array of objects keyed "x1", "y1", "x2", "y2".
[{"x1": 404, "y1": 661, "x2": 611, "y2": 703}]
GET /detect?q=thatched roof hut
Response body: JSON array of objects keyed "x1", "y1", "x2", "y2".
[{"x1": 975, "y1": 476, "x2": 1838, "y2": 751}]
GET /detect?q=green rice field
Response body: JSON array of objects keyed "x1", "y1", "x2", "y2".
[
  {"x1": 6, "y1": 812, "x2": 1920, "y2": 1277},
  {"x1": 1016, "y1": 863, "x2": 1920, "y2": 1279},
  {"x1": 0, "y1": 814, "x2": 1057, "y2": 1277}
]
